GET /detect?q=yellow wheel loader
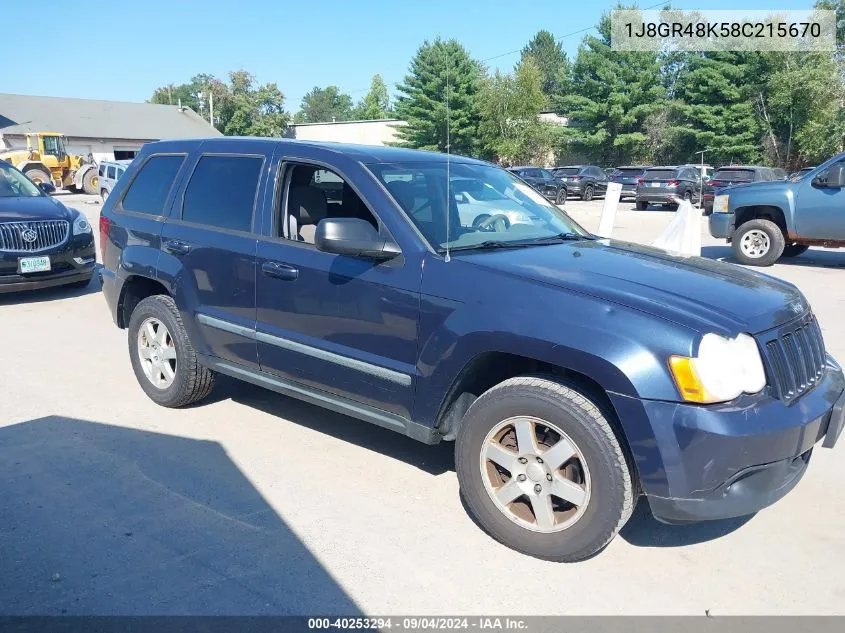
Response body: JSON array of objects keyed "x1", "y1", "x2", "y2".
[{"x1": 0, "y1": 132, "x2": 99, "y2": 194}]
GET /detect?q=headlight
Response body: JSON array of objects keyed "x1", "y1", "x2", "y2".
[
  {"x1": 713, "y1": 194, "x2": 730, "y2": 213},
  {"x1": 669, "y1": 333, "x2": 766, "y2": 403},
  {"x1": 73, "y1": 215, "x2": 92, "y2": 235}
]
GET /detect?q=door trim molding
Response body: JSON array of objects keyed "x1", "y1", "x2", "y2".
[{"x1": 196, "y1": 312, "x2": 413, "y2": 386}]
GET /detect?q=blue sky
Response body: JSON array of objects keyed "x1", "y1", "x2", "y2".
[{"x1": 3, "y1": 0, "x2": 819, "y2": 112}]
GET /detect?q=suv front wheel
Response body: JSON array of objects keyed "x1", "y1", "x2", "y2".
[
  {"x1": 732, "y1": 219, "x2": 785, "y2": 266},
  {"x1": 128, "y1": 294, "x2": 215, "y2": 407},
  {"x1": 456, "y1": 376, "x2": 636, "y2": 562}
]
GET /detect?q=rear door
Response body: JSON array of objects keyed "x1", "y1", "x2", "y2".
[
  {"x1": 159, "y1": 142, "x2": 270, "y2": 369},
  {"x1": 794, "y1": 158, "x2": 845, "y2": 240},
  {"x1": 590, "y1": 166, "x2": 608, "y2": 195}
]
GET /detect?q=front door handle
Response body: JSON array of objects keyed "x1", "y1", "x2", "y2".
[
  {"x1": 164, "y1": 239, "x2": 192, "y2": 255},
  {"x1": 261, "y1": 261, "x2": 299, "y2": 281}
]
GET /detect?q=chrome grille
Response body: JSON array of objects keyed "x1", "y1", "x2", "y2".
[
  {"x1": 762, "y1": 315, "x2": 826, "y2": 405},
  {"x1": 0, "y1": 220, "x2": 70, "y2": 252}
]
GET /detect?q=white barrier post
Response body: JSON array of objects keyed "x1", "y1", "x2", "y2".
[{"x1": 597, "y1": 181, "x2": 622, "y2": 238}]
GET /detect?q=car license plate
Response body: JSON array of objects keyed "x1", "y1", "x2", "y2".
[
  {"x1": 19, "y1": 256, "x2": 51, "y2": 274},
  {"x1": 650, "y1": 182, "x2": 661, "y2": 187},
  {"x1": 713, "y1": 194, "x2": 730, "y2": 213}
]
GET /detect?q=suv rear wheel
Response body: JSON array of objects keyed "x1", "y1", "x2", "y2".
[
  {"x1": 636, "y1": 201, "x2": 648, "y2": 210},
  {"x1": 455, "y1": 376, "x2": 635, "y2": 562},
  {"x1": 733, "y1": 218, "x2": 785, "y2": 266},
  {"x1": 128, "y1": 294, "x2": 215, "y2": 407},
  {"x1": 581, "y1": 185, "x2": 594, "y2": 201}
]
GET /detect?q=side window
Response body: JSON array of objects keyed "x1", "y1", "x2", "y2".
[
  {"x1": 117, "y1": 168, "x2": 125, "y2": 179},
  {"x1": 98, "y1": 164, "x2": 106, "y2": 177},
  {"x1": 281, "y1": 164, "x2": 378, "y2": 245},
  {"x1": 107, "y1": 166, "x2": 116, "y2": 180},
  {"x1": 121, "y1": 155, "x2": 185, "y2": 215},
  {"x1": 181, "y1": 155, "x2": 262, "y2": 232},
  {"x1": 539, "y1": 169, "x2": 554, "y2": 180}
]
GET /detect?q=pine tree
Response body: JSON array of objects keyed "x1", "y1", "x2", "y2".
[
  {"x1": 520, "y1": 30, "x2": 570, "y2": 102},
  {"x1": 393, "y1": 38, "x2": 484, "y2": 156},
  {"x1": 352, "y1": 74, "x2": 391, "y2": 120},
  {"x1": 558, "y1": 12, "x2": 664, "y2": 164}
]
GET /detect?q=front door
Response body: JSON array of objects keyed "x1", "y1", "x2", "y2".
[
  {"x1": 794, "y1": 159, "x2": 845, "y2": 241},
  {"x1": 254, "y1": 162, "x2": 420, "y2": 419}
]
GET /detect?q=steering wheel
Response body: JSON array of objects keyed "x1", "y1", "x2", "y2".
[{"x1": 476, "y1": 214, "x2": 510, "y2": 232}]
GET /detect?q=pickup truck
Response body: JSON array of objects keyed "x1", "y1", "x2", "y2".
[
  {"x1": 99, "y1": 138, "x2": 844, "y2": 562},
  {"x1": 709, "y1": 153, "x2": 845, "y2": 266}
]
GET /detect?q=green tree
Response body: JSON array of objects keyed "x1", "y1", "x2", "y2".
[
  {"x1": 671, "y1": 52, "x2": 763, "y2": 165},
  {"x1": 557, "y1": 11, "x2": 664, "y2": 164},
  {"x1": 520, "y1": 30, "x2": 570, "y2": 102},
  {"x1": 478, "y1": 57, "x2": 553, "y2": 165},
  {"x1": 352, "y1": 74, "x2": 392, "y2": 120},
  {"x1": 295, "y1": 86, "x2": 354, "y2": 123},
  {"x1": 392, "y1": 38, "x2": 484, "y2": 156}
]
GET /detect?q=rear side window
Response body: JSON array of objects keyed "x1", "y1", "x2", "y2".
[
  {"x1": 181, "y1": 155, "x2": 262, "y2": 232},
  {"x1": 121, "y1": 155, "x2": 185, "y2": 215},
  {"x1": 107, "y1": 166, "x2": 116, "y2": 179}
]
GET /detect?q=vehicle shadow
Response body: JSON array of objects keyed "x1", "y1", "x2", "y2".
[
  {"x1": 702, "y1": 245, "x2": 845, "y2": 269},
  {"x1": 0, "y1": 268, "x2": 101, "y2": 306},
  {"x1": 619, "y1": 501, "x2": 753, "y2": 548},
  {"x1": 0, "y1": 415, "x2": 364, "y2": 615},
  {"x1": 210, "y1": 375, "x2": 455, "y2": 476}
]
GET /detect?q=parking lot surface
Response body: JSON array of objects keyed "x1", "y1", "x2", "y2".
[{"x1": 2, "y1": 193, "x2": 844, "y2": 615}]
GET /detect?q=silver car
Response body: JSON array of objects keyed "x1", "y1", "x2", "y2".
[
  {"x1": 453, "y1": 178, "x2": 541, "y2": 229},
  {"x1": 97, "y1": 159, "x2": 133, "y2": 202}
]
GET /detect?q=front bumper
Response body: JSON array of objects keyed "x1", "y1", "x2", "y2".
[
  {"x1": 0, "y1": 235, "x2": 96, "y2": 294},
  {"x1": 610, "y1": 357, "x2": 844, "y2": 524},
  {"x1": 708, "y1": 212, "x2": 735, "y2": 240}
]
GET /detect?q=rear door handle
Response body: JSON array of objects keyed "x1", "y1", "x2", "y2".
[
  {"x1": 164, "y1": 239, "x2": 192, "y2": 255},
  {"x1": 261, "y1": 261, "x2": 299, "y2": 281}
]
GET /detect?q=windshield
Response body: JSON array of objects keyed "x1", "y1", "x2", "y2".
[
  {"x1": 368, "y1": 161, "x2": 589, "y2": 252},
  {"x1": 555, "y1": 167, "x2": 580, "y2": 176},
  {"x1": 643, "y1": 169, "x2": 676, "y2": 180},
  {"x1": 713, "y1": 169, "x2": 754, "y2": 182},
  {"x1": 615, "y1": 168, "x2": 645, "y2": 177},
  {"x1": 0, "y1": 162, "x2": 43, "y2": 198}
]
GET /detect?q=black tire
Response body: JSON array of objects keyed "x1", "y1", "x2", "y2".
[
  {"x1": 781, "y1": 244, "x2": 809, "y2": 258},
  {"x1": 127, "y1": 294, "x2": 215, "y2": 407},
  {"x1": 24, "y1": 168, "x2": 51, "y2": 186},
  {"x1": 581, "y1": 184, "x2": 594, "y2": 201},
  {"x1": 456, "y1": 375, "x2": 635, "y2": 562},
  {"x1": 636, "y1": 201, "x2": 648, "y2": 210},
  {"x1": 732, "y1": 218, "x2": 785, "y2": 267},
  {"x1": 82, "y1": 169, "x2": 98, "y2": 195},
  {"x1": 555, "y1": 188, "x2": 567, "y2": 205}
]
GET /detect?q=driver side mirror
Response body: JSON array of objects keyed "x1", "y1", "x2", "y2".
[
  {"x1": 813, "y1": 164, "x2": 845, "y2": 189},
  {"x1": 38, "y1": 182, "x2": 56, "y2": 194},
  {"x1": 315, "y1": 218, "x2": 400, "y2": 260}
]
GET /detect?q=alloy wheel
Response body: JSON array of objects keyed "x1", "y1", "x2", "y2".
[{"x1": 137, "y1": 317, "x2": 177, "y2": 389}]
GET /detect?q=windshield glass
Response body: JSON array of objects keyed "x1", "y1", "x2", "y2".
[
  {"x1": 615, "y1": 168, "x2": 645, "y2": 177},
  {"x1": 368, "y1": 161, "x2": 588, "y2": 252},
  {"x1": 643, "y1": 169, "x2": 676, "y2": 180},
  {"x1": 0, "y1": 162, "x2": 43, "y2": 198},
  {"x1": 713, "y1": 169, "x2": 754, "y2": 182}
]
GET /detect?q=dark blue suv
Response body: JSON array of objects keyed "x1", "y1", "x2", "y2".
[{"x1": 99, "y1": 138, "x2": 844, "y2": 562}]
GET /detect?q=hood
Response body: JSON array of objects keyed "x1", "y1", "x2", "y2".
[
  {"x1": 457, "y1": 239, "x2": 806, "y2": 334},
  {"x1": 0, "y1": 195, "x2": 75, "y2": 222}
]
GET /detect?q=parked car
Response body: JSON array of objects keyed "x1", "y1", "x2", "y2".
[
  {"x1": 507, "y1": 166, "x2": 567, "y2": 204},
  {"x1": 702, "y1": 166, "x2": 775, "y2": 214},
  {"x1": 452, "y1": 177, "x2": 541, "y2": 228},
  {"x1": 0, "y1": 159, "x2": 96, "y2": 293},
  {"x1": 604, "y1": 167, "x2": 617, "y2": 177},
  {"x1": 772, "y1": 168, "x2": 788, "y2": 180},
  {"x1": 609, "y1": 165, "x2": 649, "y2": 201},
  {"x1": 709, "y1": 152, "x2": 845, "y2": 266},
  {"x1": 635, "y1": 165, "x2": 701, "y2": 209},
  {"x1": 97, "y1": 159, "x2": 132, "y2": 202},
  {"x1": 789, "y1": 167, "x2": 816, "y2": 180},
  {"x1": 552, "y1": 165, "x2": 608, "y2": 201},
  {"x1": 99, "y1": 138, "x2": 843, "y2": 562}
]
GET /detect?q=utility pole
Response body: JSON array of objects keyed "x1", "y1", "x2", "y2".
[
  {"x1": 209, "y1": 90, "x2": 214, "y2": 128},
  {"x1": 695, "y1": 149, "x2": 708, "y2": 208}
]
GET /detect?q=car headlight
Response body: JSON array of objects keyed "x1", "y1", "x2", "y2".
[
  {"x1": 73, "y1": 215, "x2": 92, "y2": 235},
  {"x1": 669, "y1": 333, "x2": 766, "y2": 403},
  {"x1": 713, "y1": 194, "x2": 730, "y2": 213}
]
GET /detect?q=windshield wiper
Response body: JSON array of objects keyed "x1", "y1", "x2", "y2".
[
  {"x1": 519, "y1": 232, "x2": 595, "y2": 244},
  {"x1": 445, "y1": 233, "x2": 593, "y2": 253},
  {"x1": 448, "y1": 240, "x2": 537, "y2": 252}
]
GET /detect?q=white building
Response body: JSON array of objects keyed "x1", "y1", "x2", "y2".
[
  {"x1": 289, "y1": 119, "x2": 405, "y2": 146},
  {"x1": 0, "y1": 93, "x2": 220, "y2": 163}
]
